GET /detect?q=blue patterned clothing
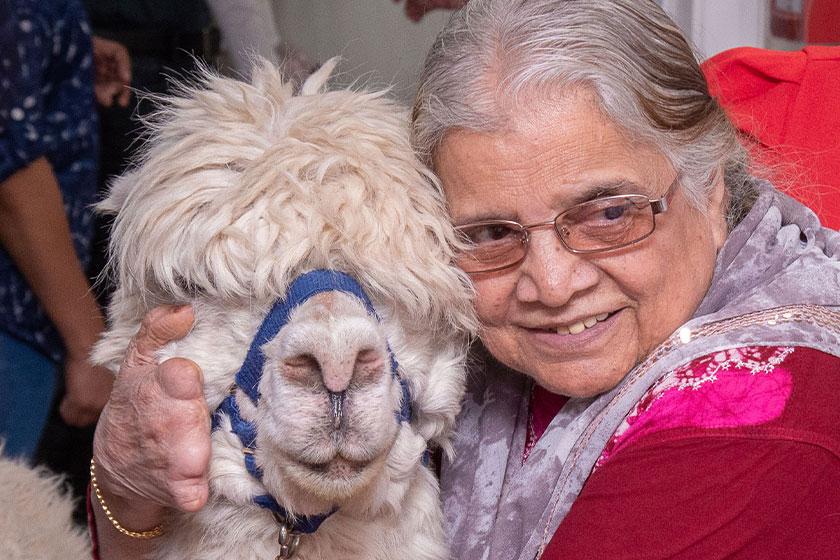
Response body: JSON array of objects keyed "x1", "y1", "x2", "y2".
[{"x1": 0, "y1": 0, "x2": 98, "y2": 362}]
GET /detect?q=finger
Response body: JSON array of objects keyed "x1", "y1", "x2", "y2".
[
  {"x1": 112, "y1": 43, "x2": 132, "y2": 83},
  {"x1": 170, "y1": 476, "x2": 209, "y2": 512},
  {"x1": 94, "y1": 87, "x2": 114, "y2": 107},
  {"x1": 59, "y1": 397, "x2": 97, "y2": 427},
  {"x1": 168, "y1": 421, "x2": 211, "y2": 511},
  {"x1": 125, "y1": 305, "x2": 194, "y2": 368},
  {"x1": 117, "y1": 86, "x2": 131, "y2": 107},
  {"x1": 172, "y1": 418, "x2": 211, "y2": 475},
  {"x1": 158, "y1": 357, "x2": 204, "y2": 401},
  {"x1": 58, "y1": 397, "x2": 78, "y2": 425}
]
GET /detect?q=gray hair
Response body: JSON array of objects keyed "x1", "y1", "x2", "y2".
[{"x1": 412, "y1": 0, "x2": 756, "y2": 228}]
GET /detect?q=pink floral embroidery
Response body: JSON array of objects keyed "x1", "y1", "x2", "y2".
[{"x1": 596, "y1": 346, "x2": 795, "y2": 468}]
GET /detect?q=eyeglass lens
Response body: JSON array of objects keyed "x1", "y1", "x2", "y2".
[{"x1": 456, "y1": 195, "x2": 657, "y2": 273}]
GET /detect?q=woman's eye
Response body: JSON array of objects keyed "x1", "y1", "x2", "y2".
[
  {"x1": 459, "y1": 223, "x2": 519, "y2": 245},
  {"x1": 601, "y1": 203, "x2": 629, "y2": 221}
]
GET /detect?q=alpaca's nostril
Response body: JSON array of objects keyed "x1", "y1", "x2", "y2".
[
  {"x1": 356, "y1": 348, "x2": 381, "y2": 364},
  {"x1": 352, "y1": 349, "x2": 386, "y2": 383},
  {"x1": 284, "y1": 354, "x2": 320, "y2": 371},
  {"x1": 282, "y1": 353, "x2": 321, "y2": 383}
]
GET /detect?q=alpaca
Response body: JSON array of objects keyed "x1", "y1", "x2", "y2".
[
  {"x1": 0, "y1": 448, "x2": 91, "y2": 560},
  {"x1": 92, "y1": 59, "x2": 475, "y2": 559}
]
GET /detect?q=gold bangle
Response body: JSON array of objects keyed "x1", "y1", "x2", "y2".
[{"x1": 89, "y1": 457, "x2": 164, "y2": 540}]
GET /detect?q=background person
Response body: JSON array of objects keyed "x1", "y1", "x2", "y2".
[
  {"x1": 33, "y1": 0, "x2": 212, "y2": 519},
  {"x1": 0, "y1": 0, "x2": 114, "y2": 459}
]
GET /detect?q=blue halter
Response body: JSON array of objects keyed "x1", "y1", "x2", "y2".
[{"x1": 211, "y1": 269, "x2": 412, "y2": 534}]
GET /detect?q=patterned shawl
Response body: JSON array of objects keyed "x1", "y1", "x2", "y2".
[{"x1": 441, "y1": 181, "x2": 840, "y2": 560}]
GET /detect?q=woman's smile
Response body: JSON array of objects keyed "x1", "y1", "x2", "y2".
[{"x1": 523, "y1": 308, "x2": 621, "y2": 353}]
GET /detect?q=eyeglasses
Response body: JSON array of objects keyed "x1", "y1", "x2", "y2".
[{"x1": 454, "y1": 178, "x2": 678, "y2": 273}]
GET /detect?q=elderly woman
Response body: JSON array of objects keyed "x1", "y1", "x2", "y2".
[{"x1": 89, "y1": 1, "x2": 840, "y2": 558}]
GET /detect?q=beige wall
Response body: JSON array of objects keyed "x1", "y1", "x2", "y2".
[
  {"x1": 272, "y1": 1, "x2": 451, "y2": 104},
  {"x1": 272, "y1": 1, "x2": 786, "y2": 104}
]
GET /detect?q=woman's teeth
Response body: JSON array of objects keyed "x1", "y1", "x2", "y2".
[{"x1": 557, "y1": 313, "x2": 609, "y2": 335}]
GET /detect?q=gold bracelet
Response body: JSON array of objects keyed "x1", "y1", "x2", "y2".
[{"x1": 89, "y1": 457, "x2": 164, "y2": 540}]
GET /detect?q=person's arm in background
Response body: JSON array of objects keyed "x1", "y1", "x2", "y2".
[
  {"x1": 0, "y1": 3, "x2": 116, "y2": 427},
  {"x1": 205, "y1": 0, "x2": 280, "y2": 77},
  {"x1": 0, "y1": 158, "x2": 113, "y2": 426}
]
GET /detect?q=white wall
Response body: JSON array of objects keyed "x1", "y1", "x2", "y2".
[
  {"x1": 273, "y1": 1, "x2": 776, "y2": 102},
  {"x1": 273, "y1": 1, "x2": 450, "y2": 103},
  {"x1": 661, "y1": 0, "x2": 770, "y2": 60}
]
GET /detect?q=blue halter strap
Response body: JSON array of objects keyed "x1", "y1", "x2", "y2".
[{"x1": 211, "y1": 269, "x2": 412, "y2": 534}]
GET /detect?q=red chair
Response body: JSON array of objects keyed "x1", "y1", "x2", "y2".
[{"x1": 702, "y1": 46, "x2": 840, "y2": 230}]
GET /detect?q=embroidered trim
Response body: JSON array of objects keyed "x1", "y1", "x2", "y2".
[
  {"x1": 523, "y1": 384, "x2": 537, "y2": 463},
  {"x1": 598, "y1": 346, "x2": 795, "y2": 467}
]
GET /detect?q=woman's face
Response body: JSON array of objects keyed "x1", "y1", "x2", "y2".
[{"x1": 436, "y1": 90, "x2": 728, "y2": 397}]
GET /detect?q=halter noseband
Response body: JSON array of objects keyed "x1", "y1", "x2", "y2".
[{"x1": 211, "y1": 269, "x2": 412, "y2": 537}]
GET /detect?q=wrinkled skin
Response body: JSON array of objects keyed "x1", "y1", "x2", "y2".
[{"x1": 92, "y1": 306, "x2": 210, "y2": 552}]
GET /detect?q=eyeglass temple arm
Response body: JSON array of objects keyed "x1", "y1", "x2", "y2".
[
  {"x1": 650, "y1": 175, "x2": 679, "y2": 215},
  {"x1": 650, "y1": 197, "x2": 668, "y2": 215}
]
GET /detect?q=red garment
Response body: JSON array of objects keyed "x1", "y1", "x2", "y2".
[
  {"x1": 87, "y1": 484, "x2": 100, "y2": 560},
  {"x1": 702, "y1": 46, "x2": 840, "y2": 230},
  {"x1": 524, "y1": 385, "x2": 569, "y2": 461},
  {"x1": 538, "y1": 346, "x2": 840, "y2": 559}
]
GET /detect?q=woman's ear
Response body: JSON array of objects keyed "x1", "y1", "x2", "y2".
[{"x1": 708, "y1": 167, "x2": 729, "y2": 250}]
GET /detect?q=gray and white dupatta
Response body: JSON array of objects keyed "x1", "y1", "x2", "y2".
[{"x1": 441, "y1": 182, "x2": 840, "y2": 560}]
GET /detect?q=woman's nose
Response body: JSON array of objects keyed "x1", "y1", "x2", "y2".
[{"x1": 514, "y1": 228, "x2": 599, "y2": 307}]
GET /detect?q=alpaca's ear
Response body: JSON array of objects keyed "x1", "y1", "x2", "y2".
[
  {"x1": 96, "y1": 170, "x2": 138, "y2": 216},
  {"x1": 300, "y1": 57, "x2": 340, "y2": 96}
]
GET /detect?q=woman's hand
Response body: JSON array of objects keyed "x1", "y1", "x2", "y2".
[
  {"x1": 91, "y1": 36, "x2": 132, "y2": 108},
  {"x1": 92, "y1": 305, "x2": 211, "y2": 540}
]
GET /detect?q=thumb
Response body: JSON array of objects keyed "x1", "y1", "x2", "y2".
[
  {"x1": 59, "y1": 395, "x2": 97, "y2": 427},
  {"x1": 124, "y1": 305, "x2": 194, "y2": 368}
]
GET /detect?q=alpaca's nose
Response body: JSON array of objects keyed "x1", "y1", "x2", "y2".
[
  {"x1": 276, "y1": 291, "x2": 388, "y2": 394},
  {"x1": 284, "y1": 345, "x2": 384, "y2": 394}
]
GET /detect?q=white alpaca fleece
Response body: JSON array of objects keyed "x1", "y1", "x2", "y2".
[
  {"x1": 0, "y1": 449, "x2": 91, "y2": 560},
  {"x1": 93, "y1": 59, "x2": 475, "y2": 559}
]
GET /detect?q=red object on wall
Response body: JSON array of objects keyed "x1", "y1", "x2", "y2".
[
  {"x1": 770, "y1": 0, "x2": 840, "y2": 44},
  {"x1": 805, "y1": 0, "x2": 840, "y2": 43},
  {"x1": 702, "y1": 46, "x2": 840, "y2": 230}
]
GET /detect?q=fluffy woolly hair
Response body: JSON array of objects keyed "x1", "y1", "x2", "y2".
[
  {"x1": 93, "y1": 59, "x2": 476, "y2": 559},
  {"x1": 97, "y1": 58, "x2": 474, "y2": 339},
  {"x1": 0, "y1": 448, "x2": 91, "y2": 560}
]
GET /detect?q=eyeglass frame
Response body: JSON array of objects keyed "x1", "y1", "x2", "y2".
[{"x1": 454, "y1": 176, "x2": 680, "y2": 274}]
